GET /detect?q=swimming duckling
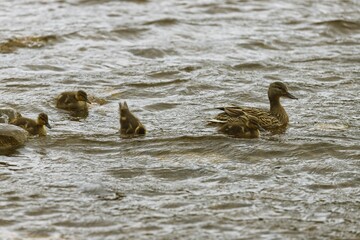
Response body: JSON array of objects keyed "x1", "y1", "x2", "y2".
[
  {"x1": 56, "y1": 90, "x2": 91, "y2": 111},
  {"x1": 219, "y1": 115, "x2": 261, "y2": 138},
  {"x1": 11, "y1": 113, "x2": 51, "y2": 136},
  {"x1": 210, "y1": 111, "x2": 261, "y2": 138},
  {"x1": 0, "y1": 108, "x2": 22, "y2": 123},
  {"x1": 214, "y1": 82, "x2": 297, "y2": 131},
  {"x1": 119, "y1": 101, "x2": 146, "y2": 136}
]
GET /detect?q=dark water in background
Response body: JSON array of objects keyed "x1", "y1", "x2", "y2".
[{"x1": 1, "y1": 0, "x2": 360, "y2": 239}]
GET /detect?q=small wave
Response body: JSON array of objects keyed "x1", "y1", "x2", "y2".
[
  {"x1": 203, "y1": 6, "x2": 241, "y2": 14},
  {"x1": 111, "y1": 27, "x2": 149, "y2": 39},
  {"x1": 208, "y1": 202, "x2": 252, "y2": 210},
  {"x1": 179, "y1": 65, "x2": 201, "y2": 72},
  {"x1": 129, "y1": 48, "x2": 177, "y2": 59},
  {"x1": 144, "y1": 103, "x2": 179, "y2": 111},
  {"x1": 314, "y1": 19, "x2": 360, "y2": 30},
  {"x1": 314, "y1": 76, "x2": 343, "y2": 82},
  {"x1": 290, "y1": 57, "x2": 334, "y2": 63},
  {"x1": 147, "y1": 167, "x2": 216, "y2": 181},
  {"x1": 232, "y1": 62, "x2": 266, "y2": 70},
  {"x1": 143, "y1": 18, "x2": 179, "y2": 26},
  {"x1": 0, "y1": 35, "x2": 57, "y2": 54},
  {"x1": 231, "y1": 62, "x2": 288, "y2": 71},
  {"x1": 147, "y1": 70, "x2": 180, "y2": 79},
  {"x1": 127, "y1": 78, "x2": 188, "y2": 88},
  {"x1": 313, "y1": 19, "x2": 360, "y2": 34},
  {"x1": 108, "y1": 166, "x2": 216, "y2": 181},
  {"x1": 238, "y1": 40, "x2": 279, "y2": 50},
  {"x1": 78, "y1": 0, "x2": 148, "y2": 4},
  {"x1": 314, "y1": 123, "x2": 349, "y2": 131},
  {"x1": 24, "y1": 64, "x2": 65, "y2": 72}
]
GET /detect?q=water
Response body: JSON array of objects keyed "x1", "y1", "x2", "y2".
[{"x1": 1, "y1": 0, "x2": 360, "y2": 239}]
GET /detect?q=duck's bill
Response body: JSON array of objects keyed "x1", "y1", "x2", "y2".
[
  {"x1": 46, "y1": 123, "x2": 52, "y2": 129},
  {"x1": 86, "y1": 99, "x2": 92, "y2": 104},
  {"x1": 285, "y1": 92, "x2": 298, "y2": 99}
]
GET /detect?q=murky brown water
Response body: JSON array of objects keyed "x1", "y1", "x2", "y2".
[{"x1": 1, "y1": 0, "x2": 360, "y2": 239}]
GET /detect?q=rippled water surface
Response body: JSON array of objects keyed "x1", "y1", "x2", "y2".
[{"x1": 1, "y1": 0, "x2": 360, "y2": 239}]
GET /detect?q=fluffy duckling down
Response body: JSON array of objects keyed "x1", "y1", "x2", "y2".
[
  {"x1": 119, "y1": 101, "x2": 146, "y2": 137},
  {"x1": 11, "y1": 113, "x2": 51, "y2": 136}
]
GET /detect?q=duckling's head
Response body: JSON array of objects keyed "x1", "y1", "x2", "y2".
[
  {"x1": 38, "y1": 113, "x2": 51, "y2": 129},
  {"x1": 76, "y1": 90, "x2": 91, "y2": 104},
  {"x1": 268, "y1": 82, "x2": 297, "y2": 100}
]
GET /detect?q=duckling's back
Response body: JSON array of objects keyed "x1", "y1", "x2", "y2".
[
  {"x1": 119, "y1": 102, "x2": 146, "y2": 136},
  {"x1": 11, "y1": 117, "x2": 43, "y2": 136},
  {"x1": 218, "y1": 118, "x2": 259, "y2": 138},
  {"x1": 56, "y1": 91, "x2": 87, "y2": 111}
]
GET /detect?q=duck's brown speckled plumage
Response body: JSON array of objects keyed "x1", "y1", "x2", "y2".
[
  {"x1": 214, "y1": 82, "x2": 297, "y2": 132},
  {"x1": 119, "y1": 101, "x2": 146, "y2": 137},
  {"x1": 11, "y1": 113, "x2": 51, "y2": 136}
]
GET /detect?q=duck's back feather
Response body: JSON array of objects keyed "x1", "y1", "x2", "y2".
[{"x1": 215, "y1": 106, "x2": 284, "y2": 130}]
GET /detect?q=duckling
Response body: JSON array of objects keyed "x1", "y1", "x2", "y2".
[
  {"x1": 214, "y1": 82, "x2": 297, "y2": 131},
  {"x1": 219, "y1": 115, "x2": 261, "y2": 138},
  {"x1": 210, "y1": 110, "x2": 261, "y2": 138},
  {"x1": 0, "y1": 108, "x2": 21, "y2": 123},
  {"x1": 119, "y1": 101, "x2": 146, "y2": 136},
  {"x1": 11, "y1": 113, "x2": 51, "y2": 136},
  {"x1": 56, "y1": 90, "x2": 91, "y2": 111}
]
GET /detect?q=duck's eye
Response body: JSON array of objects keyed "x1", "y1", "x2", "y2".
[{"x1": 275, "y1": 86, "x2": 285, "y2": 91}]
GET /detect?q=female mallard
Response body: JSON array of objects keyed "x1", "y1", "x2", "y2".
[
  {"x1": 56, "y1": 90, "x2": 91, "y2": 111},
  {"x1": 119, "y1": 101, "x2": 146, "y2": 136},
  {"x1": 214, "y1": 82, "x2": 297, "y2": 131},
  {"x1": 11, "y1": 113, "x2": 51, "y2": 136}
]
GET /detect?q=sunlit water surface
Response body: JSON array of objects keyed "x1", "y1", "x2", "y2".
[{"x1": 1, "y1": 0, "x2": 360, "y2": 239}]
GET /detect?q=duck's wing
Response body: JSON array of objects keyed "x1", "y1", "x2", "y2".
[
  {"x1": 240, "y1": 107, "x2": 283, "y2": 130},
  {"x1": 213, "y1": 106, "x2": 248, "y2": 122},
  {"x1": 215, "y1": 106, "x2": 283, "y2": 130}
]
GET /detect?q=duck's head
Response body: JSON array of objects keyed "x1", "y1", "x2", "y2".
[
  {"x1": 38, "y1": 113, "x2": 51, "y2": 129},
  {"x1": 268, "y1": 82, "x2": 297, "y2": 100},
  {"x1": 76, "y1": 90, "x2": 91, "y2": 104}
]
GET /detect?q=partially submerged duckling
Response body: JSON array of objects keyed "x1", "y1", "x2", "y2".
[
  {"x1": 119, "y1": 101, "x2": 146, "y2": 136},
  {"x1": 56, "y1": 90, "x2": 91, "y2": 112},
  {"x1": 210, "y1": 111, "x2": 261, "y2": 138},
  {"x1": 214, "y1": 82, "x2": 297, "y2": 131},
  {"x1": 11, "y1": 113, "x2": 51, "y2": 136}
]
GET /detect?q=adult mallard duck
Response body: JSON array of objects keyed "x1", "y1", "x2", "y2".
[
  {"x1": 213, "y1": 82, "x2": 297, "y2": 131},
  {"x1": 119, "y1": 101, "x2": 146, "y2": 136},
  {"x1": 56, "y1": 90, "x2": 91, "y2": 111},
  {"x1": 11, "y1": 113, "x2": 51, "y2": 136}
]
